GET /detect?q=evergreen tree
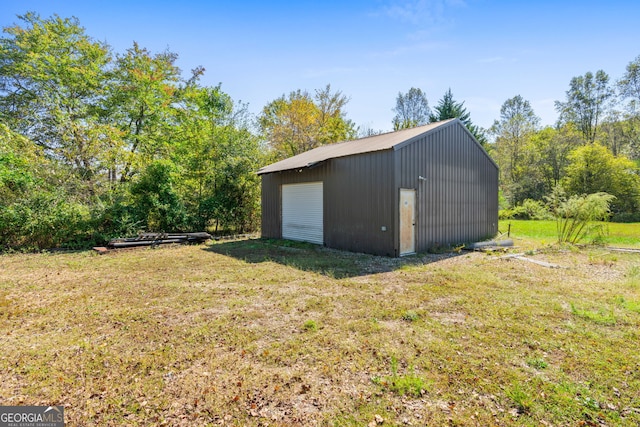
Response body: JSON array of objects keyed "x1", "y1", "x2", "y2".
[{"x1": 429, "y1": 89, "x2": 487, "y2": 145}]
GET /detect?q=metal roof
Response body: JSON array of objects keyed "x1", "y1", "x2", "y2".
[{"x1": 257, "y1": 118, "x2": 457, "y2": 175}]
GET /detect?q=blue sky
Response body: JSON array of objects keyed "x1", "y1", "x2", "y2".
[{"x1": 2, "y1": 0, "x2": 639, "y2": 133}]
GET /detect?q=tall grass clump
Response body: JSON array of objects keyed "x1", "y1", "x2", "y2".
[{"x1": 546, "y1": 186, "x2": 615, "y2": 244}]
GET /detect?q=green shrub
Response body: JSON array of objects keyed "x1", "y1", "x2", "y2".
[
  {"x1": 520, "y1": 199, "x2": 553, "y2": 220},
  {"x1": 546, "y1": 186, "x2": 615, "y2": 244},
  {"x1": 498, "y1": 209, "x2": 513, "y2": 220},
  {"x1": 0, "y1": 191, "x2": 93, "y2": 250},
  {"x1": 499, "y1": 199, "x2": 551, "y2": 220},
  {"x1": 564, "y1": 143, "x2": 640, "y2": 215},
  {"x1": 90, "y1": 188, "x2": 143, "y2": 242},
  {"x1": 129, "y1": 161, "x2": 187, "y2": 232},
  {"x1": 611, "y1": 211, "x2": 640, "y2": 223}
]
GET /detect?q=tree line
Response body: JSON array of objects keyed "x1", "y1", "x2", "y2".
[
  {"x1": 489, "y1": 65, "x2": 640, "y2": 221},
  {"x1": 390, "y1": 86, "x2": 488, "y2": 145},
  {"x1": 1, "y1": 12, "x2": 639, "y2": 250},
  {"x1": 1, "y1": 13, "x2": 265, "y2": 249},
  {"x1": 390, "y1": 73, "x2": 640, "y2": 222}
]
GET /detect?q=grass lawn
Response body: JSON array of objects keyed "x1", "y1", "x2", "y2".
[
  {"x1": 500, "y1": 220, "x2": 640, "y2": 248},
  {"x1": 1, "y1": 235, "x2": 639, "y2": 425}
]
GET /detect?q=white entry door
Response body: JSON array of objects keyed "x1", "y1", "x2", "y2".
[
  {"x1": 282, "y1": 182, "x2": 323, "y2": 244},
  {"x1": 399, "y1": 188, "x2": 416, "y2": 255}
]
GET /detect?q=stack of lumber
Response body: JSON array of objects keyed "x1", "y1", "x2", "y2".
[{"x1": 106, "y1": 232, "x2": 212, "y2": 249}]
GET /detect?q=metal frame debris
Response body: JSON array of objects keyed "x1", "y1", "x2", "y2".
[{"x1": 93, "y1": 232, "x2": 211, "y2": 253}]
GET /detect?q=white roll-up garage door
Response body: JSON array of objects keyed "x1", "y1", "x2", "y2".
[{"x1": 282, "y1": 182, "x2": 323, "y2": 244}]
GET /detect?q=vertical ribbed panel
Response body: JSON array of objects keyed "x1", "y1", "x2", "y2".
[
  {"x1": 282, "y1": 182, "x2": 323, "y2": 244},
  {"x1": 259, "y1": 151, "x2": 396, "y2": 256},
  {"x1": 260, "y1": 120, "x2": 498, "y2": 256},
  {"x1": 324, "y1": 151, "x2": 396, "y2": 256},
  {"x1": 260, "y1": 174, "x2": 281, "y2": 238},
  {"x1": 396, "y1": 121, "x2": 498, "y2": 251}
]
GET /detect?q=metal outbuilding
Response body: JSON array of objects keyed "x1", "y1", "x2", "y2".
[{"x1": 258, "y1": 118, "x2": 498, "y2": 257}]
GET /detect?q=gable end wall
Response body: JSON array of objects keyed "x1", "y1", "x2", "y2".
[{"x1": 396, "y1": 122, "x2": 499, "y2": 251}]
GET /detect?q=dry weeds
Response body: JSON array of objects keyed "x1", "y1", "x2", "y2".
[{"x1": 0, "y1": 239, "x2": 639, "y2": 426}]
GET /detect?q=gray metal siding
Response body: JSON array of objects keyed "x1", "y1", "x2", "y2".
[
  {"x1": 260, "y1": 120, "x2": 498, "y2": 257},
  {"x1": 261, "y1": 164, "x2": 329, "y2": 240},
  {"x1": 396, "y1": 124, "x2": 498, "y2": 251},
  {"x1": 259, "y1": 151, "x2": 396, "y2": 256},
  {"x1": 260, "y1": 173, "x2": 281, "y2": 239},
  {"x1": 324, "y1": 151, "x2": 396, "y2": 256}
]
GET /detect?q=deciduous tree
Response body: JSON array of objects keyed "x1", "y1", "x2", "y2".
[
  {"x1": 563, "y1": 143, "x2": 640, "y2": 214},
  {"x1": 315, "y1": 84, "x2": 356, "y2": 144},
  {"x1": 392, "y1": 87, "x2": 430, "y2": 130},
  {"x1": 0, "y1": 12, "x2": 267, "y2": 248},
  {"x1": 260, "y1": 86, "x2": 356, "y2": 160},
  {"x1": 490, "y1": 95, "x2": 539, "y2": 184},
  {"x1": 129, "y1": 160, "x2": 187, "y2": 231},
  {"x1": 615, "y1": 55, "x2": 640, "y2": 159},
  {"x1": 260, "y1": 90, "x2": 320, "y2": 159},
  {"x1": 555, "y1": 70, "x2": 613, "y2": 144},
  {"x1": 0, "y1": 12, "x2": 111, "y2": 179},
  {"x1": 618, "y1": 55, "x2": 640, "y2": 114},
  {"x1": 173, "y1": 84, "x2": 264, "y2": 232},
  {"x1": 0, "y1": 124, "x2": 92, "y2": 249},
  {"x1": 104, "y1": 42, "x2": 184, "y2": 182}
]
